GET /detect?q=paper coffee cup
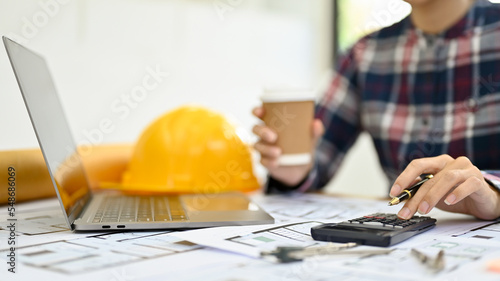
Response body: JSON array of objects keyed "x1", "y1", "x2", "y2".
[{"x1": 261, "y1": 89, "x2": 315, "y2": 166}]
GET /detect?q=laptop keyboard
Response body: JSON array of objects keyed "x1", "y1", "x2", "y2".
[{"x1": 92, "y1": 196, "x2": 187, "y2": 223}]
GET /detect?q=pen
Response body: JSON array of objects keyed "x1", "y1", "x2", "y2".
[{"x1": 388, "y1": 174, "x2": 434, "y2": 206}]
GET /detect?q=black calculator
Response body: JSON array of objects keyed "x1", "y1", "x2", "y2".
[{"x1": 311, "y1": 213, "x2": 436, "y2": 247}]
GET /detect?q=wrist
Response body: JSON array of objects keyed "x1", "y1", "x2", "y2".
[
  {"x1": 489, "y1": 183, "x2": 500, "y2": 219},
  {"x1": 476, "y1": 179, "x2": 500, "y2": 220},
  {"x1": 266, "y1": 163, "x2": 315, "y2": 194},
  {"x1": 270, "y1": 163, "x2": 313, "y2": 186}
]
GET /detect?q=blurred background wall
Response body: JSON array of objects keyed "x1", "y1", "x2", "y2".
[{"x1": 0, "y1": 0, "x2": 414, "y2": 197}]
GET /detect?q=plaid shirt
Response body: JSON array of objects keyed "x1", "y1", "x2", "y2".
[{"x1": 268, "y1": 0, "x2": 500, "y2": 193}]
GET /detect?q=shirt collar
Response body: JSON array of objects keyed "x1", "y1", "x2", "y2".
[{"x1": 406, "y1": 0, "x2": 489, "y2": 46}]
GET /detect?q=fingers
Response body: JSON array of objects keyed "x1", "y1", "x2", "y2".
[
  {"x1": 252, "y1": 119, "x2": 323, "y2": 148},
  {"x1": 395, "y1": 156, "x2": 486, "y2": 220},
  {"x1": 397, "y1": 171, "x2": 479, "y2": 219},
  {"x1": 252, "y1": 112, "x2": 323, "y2": 175},
  {"x1": 252, "y1": 124, "x2": 277, "y2": 143},
  {"x1": 252, "y1": 124, "x2": 281, "y2": 170},
  {"x1": 444, "y1": 176, "x2": 484, "y2": 205},
  {"x1": 397, "y1": 172, "x2": 448, "y2": 219},
  {"x1": 252, "y1": 107, "x2": 265, "y2": 120},
  {"x1": 390, "y1": 154, "x2": 453, "y2": 197},
  {"x1": 254, "y1": 140, "x2": 281, "y2": 170},
  {"x1": 254, "y1": 141, "x2": 281, "y2": 159},
  {"x1": 260, "y1": 155, "x2": 280, "y2": 170}
]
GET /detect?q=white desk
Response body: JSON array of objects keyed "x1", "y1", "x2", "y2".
[{"x1": 2, "y1": 193, "x2": 500, "y2": 281}]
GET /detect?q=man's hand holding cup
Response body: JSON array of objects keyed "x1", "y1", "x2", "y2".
[{"x1": 252, "y1": 89, "x2": 324, "y2": 186}]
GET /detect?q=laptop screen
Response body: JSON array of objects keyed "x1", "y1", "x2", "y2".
[{"x1": 3, "y1": 37, "x2": 90, "y2": 226}]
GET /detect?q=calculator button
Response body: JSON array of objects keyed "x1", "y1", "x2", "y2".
[
  {"x1": 363, "y1": 221, "x2": 384, "y2": 226},
  {"x1": 341, "y1": 213, "x2": 434, "y2": 230}
]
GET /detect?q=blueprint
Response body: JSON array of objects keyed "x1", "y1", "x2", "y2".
[{"x1": 2, "y1": 194, "x2": 500, "y2": 281}]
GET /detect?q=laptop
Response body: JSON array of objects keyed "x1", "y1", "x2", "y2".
[{"x1": 3, "y1": 36, "x2": 274, "y2": 231}]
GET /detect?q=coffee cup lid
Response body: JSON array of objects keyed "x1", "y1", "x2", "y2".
[{"x1": 261, "y1": 88, "x2": 316, "y2": 103}]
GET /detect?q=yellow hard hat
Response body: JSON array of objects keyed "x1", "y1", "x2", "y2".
[{"x1": 120, "y1": 106, "x2": 260, "y2": 194}]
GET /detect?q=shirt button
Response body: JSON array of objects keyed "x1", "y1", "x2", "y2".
[{"x1": 466, "y1": 98, "x2": 479, "y2": 112}]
